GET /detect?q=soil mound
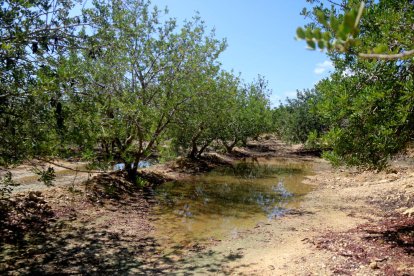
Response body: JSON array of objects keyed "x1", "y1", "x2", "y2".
[
  {"x1": 1, "y1": 191, "x2": 54, "y2": 244},
  {"x1": 84, "y1": 171, "x2": 140, "y2": 201}
]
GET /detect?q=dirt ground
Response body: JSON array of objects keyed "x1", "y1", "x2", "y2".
[{"x1": 1, "y1": 137, "x2": 413, "y2": 275}]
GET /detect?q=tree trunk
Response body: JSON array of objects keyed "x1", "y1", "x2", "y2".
[
  {"x1": 188, "y1": 125, "x2": 204, "y2": 160},
  {"x1": 188, "y1": 141, "x2": 198, "y2": 160},
  {"x1": 102, "y1": 141, "x2": 109, "y2": 158},
  {"x1": 125, "y1": 162, "x2": 138, "y2": 183},
  {"x1": 224, "y1": 138, "x2": 238, "y2": 153},
  {"x1": 197, "y1": 141, "x2": 211, "y2": 158}
]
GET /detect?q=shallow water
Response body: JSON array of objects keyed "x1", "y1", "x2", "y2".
[
  {"x1": 113, "y1": 160, "x2": 153, "y2": 171},
  {"x1": 151, "y1": 157, "x2": 314, "y2": 247}
]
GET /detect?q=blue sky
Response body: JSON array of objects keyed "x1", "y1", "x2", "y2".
[{"x1": 151, "y1": 0, "x2": 334, "y2": 106}]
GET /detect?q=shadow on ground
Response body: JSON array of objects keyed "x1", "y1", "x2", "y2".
[
  {"x1": 315, "y1": 215, "x2": 414, "y2": 275},
  {"x1": 1, "y1": 221, "x2": 251, "y2": 275},
  {"x1": 1, "y1": 198, "x2": 251, "y2": 275}
]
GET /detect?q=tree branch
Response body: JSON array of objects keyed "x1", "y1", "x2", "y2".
[
  {"x1": 35, "y1": 158, "x2": 107, "y2": 174},
  {"x1": 326, "y1": 0, "x2": 346, "y2": 9},
  {"x1": 359, "y1": 49, "x2": 414, "y2": 60}
]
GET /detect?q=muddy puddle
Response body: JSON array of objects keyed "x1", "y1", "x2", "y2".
[{"x1": 150, "y1": 157, "x2": 315, "y2": 249}]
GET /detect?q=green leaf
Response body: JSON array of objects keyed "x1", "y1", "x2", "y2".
[
  {"x1": 306, "y1": 40, "x2": 316, "y2": 50},
  {"x1": 305, "y1": 28, "x2": 313, "y2": 40},
  {"x1": 316, "y1": 10, "x2": 327, "y2": 26},
  {"x1": 1, "y1": 43, "x2": 12, "y2": 50},
  {"x1": 323, "y1": 32, "x2": 331, "y2": 41},
  {"x1": 313, "y1": 29, "x2": 322, "y2": 40},
  {"x1": 317, "y1": 40, "x2": 325, "y2": 50},
  {"x1": 330, "y1": 14, "x2": 339, "y2": 31},
  {"x1": 326, "y1": 42, "x2": 333, "y2": 51},
  {"x1": 296, "y1": 27, "x2": 306, "y2": 39},
  {"x1": 353, "y1": 39, "x2": 362, "y2": 47},
  {"x1": 373, "y1": 44, "x2": 388, "y2": 54},
  {"x1": 344, "y1": 11, "x2": 356, "y2": 29},
  {"x1": 338, "y1": 24, "x2": 350, "y2": 41}
]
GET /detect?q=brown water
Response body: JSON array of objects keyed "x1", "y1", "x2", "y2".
[{"x1": 151, "y1": 157, "x2": 314, "y2": 247}]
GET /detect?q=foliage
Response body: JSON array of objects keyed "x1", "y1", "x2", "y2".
[
  {"x1": 297, "y1": 0, "x2": 414, "y2": 59},
  {"x1": 169, "y1": 71, "x2": 236, "y2": 158},
  {"x1": 65, "y1": 0, "x2": 227, "y2": 180},
  {"x1": 0, "y1": 172, "x2": 19, "y2": 198},
  {"x1": 0, "y1": 0, "x2": 84, "y2": 165},
  {"x1": 219, "y1": 76, "x2": 273, "y2": 152},
  {"x1": 169, "y1": 72, "x2": 272, "y2": 158},
  {"x1": 273, "y1": 89, "x2": 324, "y2": 145},
  {"x1": 157, "y1": 140, "x2": 178, "y2": 163},
  {"x1": 297, "y1": 1, "x2": 365, "y2": 52},
  {"x1": 315, "y1": 65, "x2": 414, "y2": 169},
  {"x1": 0, "y1": 0, "x2": 275, "y2": 182},
  {"x1": 32, "y1": 167, "x2": 56, "y2": 187},
  {"x1": 294, "y1": 0, "x2": 414, "y2": 169}
]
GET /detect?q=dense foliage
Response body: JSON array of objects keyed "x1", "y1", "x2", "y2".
[
  {"x1": 0, "y1": 0, "x2": 83, "y2": 165},
  {"x1": 0, "y1": 0, "x2": 272, "y2": 181},
  {"x1": 272, "y1": 89, "x2": 324, "y2": 145},
  {"x1": 274, "y1": 0, "x2": 414, "y2": 169},
  {"x1": 3, "y1": 0, "x2": 410, "y2": 179}
]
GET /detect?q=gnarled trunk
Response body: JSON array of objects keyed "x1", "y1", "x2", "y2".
[
  {"x1": 197, "y1": 141, "x2": 211, "y2": 158},
  {"x1": 188, "y1": 140, "x2": 198, "y2": 160},
  {"x1": 223, "y1": 138, "x2": 238, "y2": 153}
]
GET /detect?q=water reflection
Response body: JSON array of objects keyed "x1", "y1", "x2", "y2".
[
  {"x1": 151, "y1": 158, "x2": 314, "y2": 245},
  {"x1": 113, "y1": 160, "x2": 153, "y2": 171}
]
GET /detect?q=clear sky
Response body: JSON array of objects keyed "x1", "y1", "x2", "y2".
[{"x1": 151, "y1": 0, "x2": 334, "y2": 106}]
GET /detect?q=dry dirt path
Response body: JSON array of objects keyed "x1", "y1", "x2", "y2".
[{"x1": 2, "y1": 161, "x2": 97, "y2": 194}]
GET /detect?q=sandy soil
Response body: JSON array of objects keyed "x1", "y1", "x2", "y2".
[
  {"x1": 1, "y1": 160, "x2": 97, "y2": 194},
  {"x1": 1, "y1": 137, "x2": 413, "y2": 275}
]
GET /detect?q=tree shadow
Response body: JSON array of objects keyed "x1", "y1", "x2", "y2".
[
  {"x1": 1, "y1": 214, "x2": 252, "y2": 275},
  {"x1": 364, "y1": 216, "x2": 414, "y2": 255},
  {"x1": 1, "y1": 171, "x2": 257, "y2": 275}
]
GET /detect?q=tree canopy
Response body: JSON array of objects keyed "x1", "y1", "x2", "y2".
[
  {"x1": 274, "y1": 0, "x2": 414, "y2": 169},
  {"x1": 0, "y1": 0, "x2": 273, "y2": 181}
]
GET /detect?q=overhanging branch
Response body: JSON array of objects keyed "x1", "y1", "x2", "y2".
[{"x1": 359, "y1": 49, "x2": 414, "y2": 60}]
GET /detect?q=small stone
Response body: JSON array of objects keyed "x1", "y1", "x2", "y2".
[
  {"x1": 34, "y1": 256, "x2": 45, "y2": 263},
  {"x1": 369, "y1": 261, "x2": 379, "y2": 269}
]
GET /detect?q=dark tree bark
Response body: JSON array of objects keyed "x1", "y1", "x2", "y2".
[
  {"x1": 125, "y1": 162, "x2": 138, "y2": 182},
  {"x1": 197, "y1": 141, "x2": 211, "y2": 158}
]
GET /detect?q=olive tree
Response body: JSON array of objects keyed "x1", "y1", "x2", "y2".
[
  {"x1": 219, "y1": 76, "x2": 273, "y2": 152},
  {"x1": 170, "y1": 71, "x2": 239, "y2": 158},
  {"x1": 64, "y1": 0, "x2": 226, "y2": 180}
]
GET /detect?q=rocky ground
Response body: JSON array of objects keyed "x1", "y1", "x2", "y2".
[{"x1": 1, "y1": 137, "x2": 413, "y2": 275}]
